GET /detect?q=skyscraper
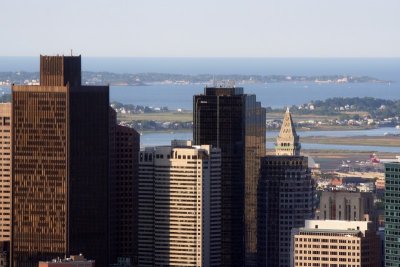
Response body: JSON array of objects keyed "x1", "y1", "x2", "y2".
[
  {"x1": 384, "y1": 158, "x2": 400, "y2": 266},
  {"x1": 258, "y1": 109, "x2": 314, "y2": 267},
  {"x1": 109, "y1": 108, "x2": 140, "y2": 266},
  {"x1": 138, "y1": 140, "x2": 221, "y2": 267},
  {"x1": 0, "y1": 103, "x2": 11, "y2": 267},
  {"x1": 0, "y1": 103, "x2": 11, "y2": 244},
  {"x1": 11, "y1": 55, "x2": 110, "y2": 267},
  {"x1": 193, "y1": 86, "x2": 266, "y2": 266}
]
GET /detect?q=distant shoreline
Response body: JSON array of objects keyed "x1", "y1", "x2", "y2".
[{"x1": 0, "y1": 71, "x2": 391, "y2": 87}]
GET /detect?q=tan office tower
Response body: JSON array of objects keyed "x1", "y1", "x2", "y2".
[
  {"x1": 0, "y1": 103, "x2": 11, "y2": 243},
  {"x1": 11, "y1": 55, "x2": 109, "y2": 267},
  {"x1": 291, "y1": 220, "x2": 380, "y2": 267},
  {"x1": 138, "y1": 140, "x2": 221, "y2": 267}
]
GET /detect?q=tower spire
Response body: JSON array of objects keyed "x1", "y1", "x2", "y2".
[{"x1": 275, "y1": 107, "x2": 301, "y2": 156}]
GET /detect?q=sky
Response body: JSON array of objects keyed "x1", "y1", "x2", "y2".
[{"x1": 1, "y1": 0, "x2": 399, "y2": 57}]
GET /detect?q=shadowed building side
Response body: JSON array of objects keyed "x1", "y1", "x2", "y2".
[
  {"x1": 109, "y1": 107, "x2": 140, "y2": 266},
  {"x1": 68, "y1": 85, "x2": 109, "y2": 266}
]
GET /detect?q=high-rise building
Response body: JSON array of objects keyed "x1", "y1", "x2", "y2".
[
  {"x1": 193, "y1": 86, "x2": 266, "y2": 266},
  {"x1": 109, "y1": 108, "x2": 140, "y2": 266},
  {"x1": 316, "y1": 191, "x2": 375, "y2": 222},
  {"x1": 138, "y1": 140, "x2": 221, "y2": 267},
  {"x1": 258, "y1": 109, "x2": 314, "y2": 267},
  {"x1": 291, "y1": 220, "x2": 380, "y2": 267},
  {"x1": 384, "y1": 159, "x2": 400, "y2": 266},
  {"x1": 0, "y1": 103, "x2": 11, "y2": 243},
  {"x1": 11, "y1": 55, "x2": 109, "y2": 267}
]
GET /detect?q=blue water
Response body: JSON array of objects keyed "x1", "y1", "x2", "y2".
[
  {"x1": 141, "y1": 127, "x2": 400, "y2": 153},
  {"x1": 5, "y1": 82, "x2": 397, "y2": 110},
  {"x1": 2, "y1": 57, "x2": 399, "y2": 109},
  {"x1": 1, "y1": 57, "x2": 399, "y2": 152},
  {"x1": 110, "y1": 82, "x2": 398, "y2": 110},
  {"x1": 1, "y1": 57, "x2": 399, "y2": 81}
]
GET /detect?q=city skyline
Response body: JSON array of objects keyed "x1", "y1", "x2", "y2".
[
  {"x1": 1, "y1": 0, "x2": 400, "y2": 57},
  {"x1": 0, "y1": 53, "x2": 397, "y2": 267}
]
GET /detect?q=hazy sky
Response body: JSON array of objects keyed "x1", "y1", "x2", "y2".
[{"x1": 1, "y1": 0, "x2": 399, "y2": 57}]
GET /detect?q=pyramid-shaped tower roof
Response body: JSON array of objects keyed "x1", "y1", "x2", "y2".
[
  {"x1": 278, "y1": 107, "x2": 298, "y2": 139},
  {"x1": 275, "y1": 107, "x2": 301, "y2": 156}
]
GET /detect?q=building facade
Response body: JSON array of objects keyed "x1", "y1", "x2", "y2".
[
  {"x1": 38, "y1": 255, "x2": 95, "y2": 267},
  {"x1": 258, "y1": 109, "x2": 314, "y2": 267},
  {"x1": 316, "y1": 191, "x2": 375, "y2": 222},
  {"x1": 138, "y1": 141, "x2": 221, "y2": 267},
  {"x1": 193, "y1": 86, "x2": 266, "y2": 266},
  {"x1": 11, "y1": 55, "x2": 109, "y2": 267},
  {"x1": 0, "y1": 103, "x2": 11, "y2": 244},
  {"x1": 384, "y1": 160, "x2": 400, "y2": 266},
  {"x1": 109, "y1": 108, "x2": 140, "y2": 266},
  {"x1": 291, "y1": 220, "x2": 380, "y2": 267}
]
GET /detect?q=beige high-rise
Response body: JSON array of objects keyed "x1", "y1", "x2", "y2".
[
  {"x1": 138, "y1": 140, "x2": 221, "y2": 267},
  {"x1": 291, "y1": 220, "x2": 380, "y2": 267},
  {"x1": 0, "y1": 103, "x2": 11, "y2": 243}
]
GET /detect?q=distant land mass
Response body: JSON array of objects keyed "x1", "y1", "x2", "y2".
[{"x1": 0, "y1": 71, "x2": 390, "y2": 87}]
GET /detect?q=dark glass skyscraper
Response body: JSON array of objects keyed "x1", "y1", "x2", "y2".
[
  {"x1": 109, "y1": 108, "x2": 140, "y2": 266},
  {"x1": 193, "y1": 86, "x2": 266, "y2": 267},
  {"x1": 12, "y1": 55, "x2": 110, "y2": 267},
  {"x1": 257, "y1": 109, "x2": 314, "y2": 267}
]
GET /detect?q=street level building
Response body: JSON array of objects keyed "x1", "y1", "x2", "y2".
[
  {"x1": 258, "y1": 109, "x2": 314, "y2": 267},
  {"x1": 138, "y1": 140, "x2": 221, "y2": 267},
  {"x1": 12, "y1": 55, "x2": 109, "y2": 267},
  {"x1": 193, "y1": 86, "x2": 266, "y2": 266},
  {"x1": 291, "y1": 220, "x2": 380, "y2": 267}
]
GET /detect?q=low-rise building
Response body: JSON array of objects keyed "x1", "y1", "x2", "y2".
[
  {"x1": 291, "y1": 220, "x2": 380, "y2": 267},
  {"x1": 38, "y1": 255, "x2": 95, "y2": 267}
]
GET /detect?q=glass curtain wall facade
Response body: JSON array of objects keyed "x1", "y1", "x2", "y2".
[
  {"x1": 384, "y1": 161, "x2": 400, "y2": 266},
  {"x1": 193, "y1": 87, "x2": 266, "y2": 266}
]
